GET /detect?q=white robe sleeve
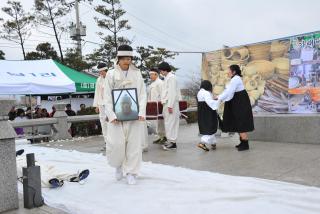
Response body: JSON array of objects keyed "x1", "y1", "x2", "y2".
[
  {"x1": 92, "y1": 77, "x2": 100, "y2": 107},
  {"x1": 167, "y1": 76, "x2": 178, "y2": 108},
  {"x1": 103, "y1": 72, "x2": 117, "y2": 122},
  {"x1": 218, "y1": 77, "x2": 241, "y2": 102},
  {"x1": 204, "y1": 91, "x2": 219, "y2": 110},
  {"x1": 137, "y1": 73, "x2": 147, "y2": 118}
]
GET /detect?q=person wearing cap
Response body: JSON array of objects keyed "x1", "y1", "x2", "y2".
[
  {"x1": 93, "y1": 63, "x2": 108, "y2": 144},
  {"x1": 103, "y1": 44, "x2": 147, "y2": 185},
  {"x1": 148, "y1": 67, "x2": 166, "y2": 144},
  {"x1": 158, "y1": 62, "x2": 180, "y2": 151}
]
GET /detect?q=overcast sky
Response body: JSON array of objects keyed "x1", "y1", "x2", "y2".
[{"x1": 1, "y1": 0, "x2": 320, "y2": 87}]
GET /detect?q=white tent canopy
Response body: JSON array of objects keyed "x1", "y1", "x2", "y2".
[{"x1": 0, "y1": 60, "x2": 76, "y2": 95}]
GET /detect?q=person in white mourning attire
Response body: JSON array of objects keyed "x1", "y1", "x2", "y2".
[
  {"x1": 158, "y1": 62, "x2": 180, "y2": 151},
  {"x1": 103, "y1": 45, "x2": 147, "y2": 185},
  {"x1": 148, "y1": 67, "x2": 167, "y2": 144},
  {"x1": 93, "y1": 63, "x2": 108, "y2": 147}
]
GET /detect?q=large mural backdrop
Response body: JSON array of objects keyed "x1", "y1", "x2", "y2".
[{"x1": 201, "y1": 31, "x2": 320, "y2": 114}]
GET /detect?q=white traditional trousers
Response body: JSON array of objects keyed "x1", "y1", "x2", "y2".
[
  {"x1": 200, "y1": 134, "x2": 216, "y2": 145},
  {"x1": 98, "y1": 105, "x2": 108, "y2": 143},
  {"x1": 105, "y1": 120, "x2": 144, "y2": 175},
  {"x1": 162, "y1": 102, "x2": 180, "y2": 143},
  {"x1": 142, "y1": 121, "x2": 149, "y2": 150},
  {"x1": 151, "y1": 119, "x2": 165, "y2": 138}
]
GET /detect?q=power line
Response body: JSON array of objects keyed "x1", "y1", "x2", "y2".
[
  {"x1": 82, "y1": 39, "x2": 203, "y2": 55},
  {"x1": 121, "y1": 1, "x2": 203, "y2": 50},
  {"x1": 0, "y1": 45, "x2": 35, "y2": 50},
  {"x1": 130, "y1": 27, "x2": 190, "y2": 51},
  {"x1": 82, "y1": 2, "x2": 204, "y2": 51},
  {"x1": 1, "y1": 38, "x2": 74, "y2": 45}
]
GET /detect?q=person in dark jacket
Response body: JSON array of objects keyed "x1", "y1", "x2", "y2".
[
  {"x1": 65, "y1": 104, "x2": 76, "y2": 116},
  {"x1": 65, "y1": 104, "x2": 76, "y2": 137},
  {"x1": 8, "y1": 106, "x2": 16, "y2": 121}
]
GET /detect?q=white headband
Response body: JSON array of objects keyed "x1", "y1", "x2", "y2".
[
  {"x1": 98, "y1": 67, "x2": 108, "y2": 72},
  {"x1": 149, "y1": 71, "x2": 158, "y2": 74},
  {"x1": 117, "y1": 50, "x2": 133, "y2": 57}
]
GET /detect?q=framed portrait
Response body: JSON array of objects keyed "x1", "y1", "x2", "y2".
[{"x1": 112, "y1": 88, "x2": 139, "y2": 121}]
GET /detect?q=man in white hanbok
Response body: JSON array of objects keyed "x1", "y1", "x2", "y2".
[
  {"x1": 93, "y1": 63, "x2": 108, "y2": 146},
  {"x1": 147, "y1": 68, "x2": 166, "y2": 144},
  {"x1": 158, "y1": 62, "x2": 180, "y2": 151},
  {"x1": 103, "y1": 45, "x2": 147, "y2": 185}
]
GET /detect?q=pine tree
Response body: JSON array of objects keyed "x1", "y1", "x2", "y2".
[
  {"x1": 25, "y1": 42, "x2": 58, "y2": 60},
  {"x1": 88, "y1": 0, "x2": 131, "y2": 67},
  {"x1": 0, "y1": 50, "x2": 5, "y2": 60},
  {"x1": 1, "y1": 1, "x2": 34, "y2": 59},
  {"x1": 34, "y1": 0, "x2": 73, "y2": 62},
  {"x1": 65, "y1": 48, "x2": 91, "y2": 71},
  {"x1": 135, "y1": 46, "x2": 178, "y2": 78}
]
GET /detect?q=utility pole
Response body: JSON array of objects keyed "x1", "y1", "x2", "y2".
[
  {"x1": 70, "y1": 0, "x2": 86, "y2": 59},
  {"x1": 75, "y1": 0, "x2": 81, "y2": 57}
]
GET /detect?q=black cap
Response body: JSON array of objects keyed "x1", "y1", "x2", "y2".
[
  {"x1": 66, "y1": 104, "x2": 71, "y2": 108},
  {"x1": 149, "y1": 67, "x2": 159, "y2": 74},
  {"x1": 118, "y1": 44, "x2": 133, "y2": 51},
  {"x1": 97, "y1": 62, "x2": 107, "y2": 70},
  {"x1": 158, "y1": 62, "x2": 171, "y2": 72}
]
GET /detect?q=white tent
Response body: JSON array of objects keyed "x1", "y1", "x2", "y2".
[{"x1": 0, "y1": 60, "x2": 95, "y2": 95}]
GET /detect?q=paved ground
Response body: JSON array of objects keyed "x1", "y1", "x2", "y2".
[
  {"x1": 9, "y1": 122, "x2": 320, "y2": 213},
  {"x1": 3, "y1": 194, "x2": 67, "y2": 214}
]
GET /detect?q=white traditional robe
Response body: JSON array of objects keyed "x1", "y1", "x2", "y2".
[
  {"x1": 148, "y1": 78, "x2": 165, "y2": 138},
  {"x1": 161, "y1": 72, "x2": 180, "y2": 143},
  {"x1": 103, "y1": 64, "x2": 147, "y2": 175},
  {"x1": 93, "y1": 76, "x2": 108, "y2": 143}
]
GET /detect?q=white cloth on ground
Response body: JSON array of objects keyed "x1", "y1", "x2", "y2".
[{"x1": 16, "y1": 156, "x2": 80, "y2": 188}]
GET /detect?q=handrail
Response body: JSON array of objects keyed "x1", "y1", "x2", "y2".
[
  {"x1": 10, "y1": 118, "x2": 58, "y2": 128},
  {"x1": 67, "y1": 115, "x2": 99, "y2": 123}
]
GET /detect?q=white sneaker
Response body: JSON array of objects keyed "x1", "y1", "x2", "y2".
[
  {"x1": 115, "y1": 167, "x2": 123, "y2": 181},
  {"x1": 126, "y1": 174, "x2": 137, "y2": 185}
]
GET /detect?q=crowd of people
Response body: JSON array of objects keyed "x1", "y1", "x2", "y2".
[
  {"x1": 92, "y1": 44, "x2": 255, "y2": 185},
  {"x1": 8, "y1": 103, "x2": 92, "y2": 137}
]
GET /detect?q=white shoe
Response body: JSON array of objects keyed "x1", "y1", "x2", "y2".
[
  {"x1": 115, "y1": 167, "x2": 123, "y2": 181},
  {"x1": 126, "y1": 174, "x2": 137, "y2": 185}
]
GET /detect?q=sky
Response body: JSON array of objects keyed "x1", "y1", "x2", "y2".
[{"x1": 1, "y1": 0, "x2": 320, "y2": 88}]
